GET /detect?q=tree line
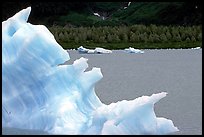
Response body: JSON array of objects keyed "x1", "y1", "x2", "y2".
[{"x1": 48, "y1": 25, "x2": 202, "y2": 45}]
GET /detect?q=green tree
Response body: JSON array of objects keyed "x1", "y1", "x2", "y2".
[
  {"x1": 148, "y1": 34, "x2": 154, "y2": 43},
  {"x1": 150, "y1": 24, "x2": 157, "y2": 34},
  {"x1": 74, "y1": 36, "x2": 79, "y2": 43},
  {"x1": 107, "y1": 34, "x2": 113, "y2": 43},
  {"x1": 173, "y1": 34, "x2": 182, "y2": 42},
  {"x1": 59, "y1": 32, "x2": 65, "y2": 41},
  {"x1": 160, "y1": 34, "x2": 168, "y2": 42},
  {"x1": 166, "y1": 31, "x2": 172, "y2": 40},
  {"x1": 122, "y1": 33, "x2": 128, "y2": 42},
  {"x1": 185, "y1": 37, "x2": 191, "y2": 42},
  {"x1": 139, "y1": 33, "x2": 148, "y2": 43},
  {"x1": 130, "y1": 32, "x2": 140, "y2": 42},
  {"x1": 198, "y1": 33, "x2": 202, "y2": 41},
  {"x1": 191, "y1": 36, "x2": 196, "y2": 42}
]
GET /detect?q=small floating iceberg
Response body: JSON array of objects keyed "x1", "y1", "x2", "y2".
[
  {"x1": 77, "y1": 46, "x2": 90, "y2": 53},
  {"x1": 191, "y1": 47, "x2": 202, "y2": 50},
  {"x1": 78, "y1": 46, "x2": 112, "y2": 54},
  {"x1": 124, "y1": 47, "x2": 144, "y2": 54},
  {"x1": 94, "y1": 47, "x2": 112, "y2": 54}
]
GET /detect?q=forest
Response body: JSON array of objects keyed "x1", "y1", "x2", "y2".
[
  {"x1": 2, "y1": 2, "x2": 202, "y2": 49},
  {"x1": 48, "y1": 25, "x2": 202, "y2": 49}
]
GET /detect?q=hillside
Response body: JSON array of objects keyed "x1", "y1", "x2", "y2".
[{"x1": 2, "y1": 2, "x2": 202, "y2": 27}]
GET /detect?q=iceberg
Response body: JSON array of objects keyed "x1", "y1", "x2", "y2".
[
  {"x1": 2, "y1": 7, "x2": 179, "y2": 135},
  {"x1": 77, "y1": 46, "x2": 112, "y2": 54},
  {"x1": 191, "y1": 47, "x2": 201, "y2": 50},
  {"x1": 94, "y1": 47, "x2": 112, "y2": 54},
  {"x1": 77, "y1": 46, "x2": 90, "y2": 53},
  {"x1": 124, "y1": 47, "x2": 144, "y2": 54}
]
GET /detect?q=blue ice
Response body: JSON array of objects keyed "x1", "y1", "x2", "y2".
[{"x1": 2, "y1": 7, "x2": 178, "y2": 135}]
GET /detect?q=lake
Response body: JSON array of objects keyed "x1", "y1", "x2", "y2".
[{"x1": 2, "y1": 49, "x2": 202, "y2": 135}]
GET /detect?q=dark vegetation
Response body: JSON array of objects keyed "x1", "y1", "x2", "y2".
[
  {"x1": 2, "y1": 2, "x2": 202, "y2": 26},
  {"x1": 49, "y1": 25, "x2": 202, "y2": 49},
  {"x1": 2, "y1": 2, "x2": 202, "y2": 49}
]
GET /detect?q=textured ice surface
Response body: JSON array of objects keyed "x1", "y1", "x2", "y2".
[
  {"x1": 78, "y1": 46, "x2": 112, "y2": 54},
  {"x1": 2, "y1": 7, "x2": 178, "y2": 135},
  {"x1": 124, "y1": 47, "x2": 144, "y2": 53},
  {"x1": 77, "y1": 46, "x2": 90, "y2": 53}
]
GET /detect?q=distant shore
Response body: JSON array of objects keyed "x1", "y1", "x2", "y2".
[{"x1": 59, "y1": 41, "x2": 202, "y2": 50}]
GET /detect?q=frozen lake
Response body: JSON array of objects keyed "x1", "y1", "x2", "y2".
[{"x1": 2, "y1": 49, "x2": 202, "y2": 135}]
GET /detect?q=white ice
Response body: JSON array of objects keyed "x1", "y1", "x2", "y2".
[
  {"x1": 124, "y1": 47, "x2": 144, "y2": 53},
  {"x1": 77, "y1": 46, "x2": 90, "y2": 53},
  {"x1": 77, "y1": 46, "x2": 112, "y2": 54},
  {"x1": 2, "y1": 7, "x2": 178, "y2": 135},
  {"x1": 191, "y1": 47, "x2": 201, "y2": 50},
  {"x1": 94, "y1": 47, "x2": 112, "y2": 54}
]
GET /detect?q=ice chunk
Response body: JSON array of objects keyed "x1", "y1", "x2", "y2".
[
  {"x1": 191, "y1": 47, "x2": 201, "y2": 50},
  {"x1": 2, "y1": 7, "x2": 178, "y2": 135},
  {"x1": 77, "y1": 46, "x2": 90, "y2": 53},
  {"x1": 94, "y1": 47, "x2": 112, "y2": 54},
  {"x1": 124, "y1": 47, "x2": 144, "y2": 53},
  {"x1": 77, "y1": 46, "x2": 112, "y2": 54},
  {"x1": 87, "y1": 49, "x2": 95, "y2": 54}
]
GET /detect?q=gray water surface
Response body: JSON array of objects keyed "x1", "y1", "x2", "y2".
[
  {"x1": 2, "y1": 49, "x2": 202, "y2": 135},
  {"x1": 66, "y1": 49, "x2": 202, "y2": 135}
]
